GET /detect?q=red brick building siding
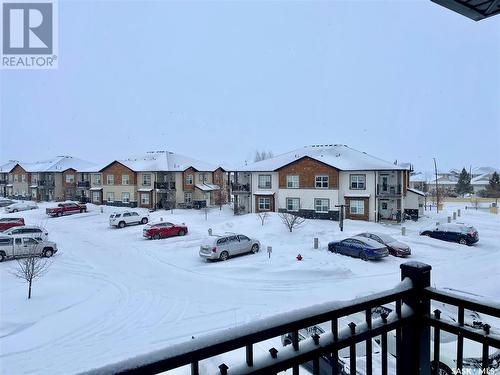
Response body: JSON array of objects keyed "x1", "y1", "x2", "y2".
[
  {"x1": 344, "y1": 197, "x2": 369, "y2": 221},
  {"x1": 101, "y1": 162, "x2": 137, "y2": 185},
  {"x1": 183, "y1": 167, "x2": 196, "y2": 191},
  {"x1": 278, "y1": 157, "x2": 339, "y2": 189}
]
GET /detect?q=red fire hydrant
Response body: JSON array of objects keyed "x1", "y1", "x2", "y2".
[{"x1": 296, "y1": 253, "x2": 303, "y2": 261}]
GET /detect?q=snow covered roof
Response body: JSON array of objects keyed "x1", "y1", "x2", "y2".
[
  {"x1": 344, "y1": 193, "x2": 371, "y2": 198},
  {"x1": 104, "y1": 151, "x2": 220, "y2": 172},
  {"x1": 18, "y1": 156, "x2": 96, "y2": 173},
  {"x1": 195, "y1": 183, "x2": 220, "y2": 192},
  {"x1": 0, "y1": 160, "x2": 21, "y2": 173},
  {"x1": 471, "y1": 173, "x2": 492, "y2": 185},
  {"x1": 410, "y1": 173, "x2": 427, "y2": 182},
  {"x1": 407, "y1": 188, "x2": 426, "y2": 196},
  {"x1": 234, "y1": 145, "x2": 410, "y2": 172},
  {"x1": 472, "y1": 166, "x2": 499, "y2": 176}
]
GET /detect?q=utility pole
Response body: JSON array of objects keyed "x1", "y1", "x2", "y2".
[
  {"x1": 335, "y1": 204, "x2": 346, "y2": 231},
  {"x1": 433, "y1": 158, "x2": 439, "y2": 213}
]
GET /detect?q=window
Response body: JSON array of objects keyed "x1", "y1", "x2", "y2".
[
  {"x1": 350, "y1": 200, "x2": 365, "y2": 215},
  {"x1": 286, "y1": 175, "x2": 299, "y2": 188},
  {"x1": 107, "y1": 192, "x2": 114, "y2": 202},
  {"x1": 106, "y1": 174, "x2": 114, "y2": 185},
  {"x1": 92, "y1": 191, "x2": 100, "y2": 202},
  {"x1": 198, "y1": 173, "x2": 207, "y2": 182},
  {"x1": 123, "y1": 212, "x2": 130, "y2": 217},
  {"x1": 21, "y1": 174, "x2": 26, "y2": 182},
  {"x1": 286, "y1": 198, "x2": 300, "y2": 211},
  {"x1": 350, "y1": 175, "x2": 366, "y2": 190},
  {"x1": 314, "y1": 198, "x2": 329, "y2": 213},
  {"x1": 184, "y1": 192, "x2": 192, "y2": 203},
  {"x1": 14, "y1": 175, "x2": 18, "y2": 182},
  {"x1": 141, "y1": 193, "x2": 150, "y2": 205},
  {"x1": 15, "y1": 238, "x2": 22, "y2": 245},
  {"x1": 93, "y1": 174, "x2": 101, "y2": 185},
  {"x1": 185, "y1": 174, "x2": 193, "y2": 185},
  {"x1": 65, "y1": 174, "x2": 74, "y2": 183},
  {"x1": 258, "y1": 197, "x2": 271, "y2": 211},
  {"x1": 122, "y1": 192, "x2": 130, "y2": 203},
  {"x1": 315, "y1": 175, "x2": 329, "y2": 188},
  {"x1": 122, "y1": 175, "x2": 129, "y2": 185},
  {"x1": 238, "y1": 235, "x2": 250, "y2": 241},
  {"x1": 142, "y1": 174, "x2": 151, "y2": 186},
  {"x1": 258, "y1": 175, "x2": 272, "y2": 189},
  {"x1": 381, "y1": 202, "x2": 388, "y2": 210}
]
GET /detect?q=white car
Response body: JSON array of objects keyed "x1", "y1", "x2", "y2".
[
  {"x1": 2, "y1": 225, "x2": 49, "y2": 241},
  {"x1": 0, "y1": 235, "x2": 57, "y2": 262},
  {"x1": 5, "y1": 202, "x2": 38, "y2": 213},
  {"x1": 109, "y1": 211, "x2": 149, "y2": 228}
]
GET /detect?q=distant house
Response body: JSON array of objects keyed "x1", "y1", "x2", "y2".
[
  {"x1": 409, "y1": 172, "x2": 427, "y2": 191},
  {"x1": 230, "y1": 144, "x2": 415, "y2": 222}
]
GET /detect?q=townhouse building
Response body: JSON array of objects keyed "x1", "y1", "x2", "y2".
[
  {"x1": 231, "y1": 144, "x2": 418, "y2": 221},
  {"x1": 80, "y1": 151, "x2": 228, "y2": 209}
]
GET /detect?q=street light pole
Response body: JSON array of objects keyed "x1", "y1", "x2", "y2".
[{"x1": 433, "y1": 158, "x2": 439, "y2": 213}]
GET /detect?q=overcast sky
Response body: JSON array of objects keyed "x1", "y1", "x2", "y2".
[{"x1": 1, "y1": 0, "x2": 499, "y2": 172}]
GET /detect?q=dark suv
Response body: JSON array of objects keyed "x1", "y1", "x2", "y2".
[{"x1": 420, "y1": 223, "x2": 479, "y2": 245}]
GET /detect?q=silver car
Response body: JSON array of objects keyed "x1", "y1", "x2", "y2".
[
  {"x1": 2, "y1": 225, "x2": 49, "y2": 241},
  {"x1": 199, "y1": 234, "x2": 260, "y2": 261}
]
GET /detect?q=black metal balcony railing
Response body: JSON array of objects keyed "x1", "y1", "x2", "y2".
[
  {"x1": 154, "y1": 182, "x2": 176, "y2": 190},
  {"x1": 38, "y1": 180, "x2": 55, "y2": 187},
  {"x1": 0, "y1": 179, "x2": 6, "y2": 185},
  {"x1": 77, "y1": 181, "x2": 90, "y2": 188},
  {"x1": 231, "y1": 183, "x2": 250, "y2": 192},
  {"x1": 82, "y1": 262, "x2": 500, "y2": 375},
  {"x1": 377, "y1": 184, "x2": 402, "y2": 196}
]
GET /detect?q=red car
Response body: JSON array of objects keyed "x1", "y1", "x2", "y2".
[
  {"x1": 46, "y1": 202, "x2": 87, "y2": 217},
  {"x1": 143, "y1": 222, "x2": 188, "y2": 240},
  {"x1": 0, "y1": 217, "x2": 25, "y2": 232}
]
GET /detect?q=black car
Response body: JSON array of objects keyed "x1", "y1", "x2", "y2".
[{"x1": 420, "y1": 223, "x2": 479, "y2": 245}]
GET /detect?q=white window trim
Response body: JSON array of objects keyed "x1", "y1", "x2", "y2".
[
  {"x1": 286, "y1": 197, "x2": 300, "y2": 211},
  {"x1": 350, "y1": 174, "x2": 366, "y2": 190},
  {"x1": 122, "y1": 192, "x2": 130, "y2": 203},
  {"x1": 315, "y1": 175, "x2": 329, "y2": 189},
  {"x1": 142, "y1": 174, "x2": 151, "y2": 186},
  {"x1": 258, "y1": 175, "x2": 272, "y2": 189},
  {"x1": 122, "y1": 175, "x2": 130, "y2": 185},
  {"x1": 349, "y1": 200, "x2": 365, "y2": 215},
  {"x1": 314, "y1": 198, "x2": 330, "y2": 213},
  {"x1": 185, "y1": 174, "x2": 193, "y2": 185},
  {"x1": 107, "y1": 192, "x2": 114, "y2": 202},
  {"x1": 107, "y1": 175, "x2": 114, "y2": 185},
  {"x1": 286, "y1": 175, "x2": 299, "y2": 189},
  {"x1": 258, "y1": 197, "x2": 271, "y2": 211},
  {"x1": 140, "y1": 193, "x2": 150, "y2": 204},
  {"x1": 184, "y1": 192, "x2": 193, "y2": 203}
]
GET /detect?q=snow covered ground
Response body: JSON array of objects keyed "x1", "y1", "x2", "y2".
[{"x1": 0, "y1": 202, "x2": 499, "y2": 374}]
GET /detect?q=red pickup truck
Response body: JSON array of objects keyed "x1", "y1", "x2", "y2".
[
  {"x1": 0, "y1": 217, "x2": 25, "y2": 231},
  {"x1": 46, "y1": 202, "x2": 87, "y2": 217}
]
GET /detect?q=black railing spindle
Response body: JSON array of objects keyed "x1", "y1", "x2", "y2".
[
  {"x1": 365, "y1": 308, "x2": 373, "y2": 375},
  {"x1": 348, "y1": 322, "x2": 357, "y2": 374},
  {"x1": 432, "y1": 309, "x2": 441, "y2": 375},
  {"x1": 381, "y1": 312, "x2": 388, "y2": 375},
  {"x1": 456, "y1": 305, "x2": 464, "y2": 372},
  {"x1": 246, "y1": 343, "x2": 253, "y2": 367}
]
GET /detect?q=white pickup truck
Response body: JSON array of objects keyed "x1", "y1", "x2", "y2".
[
  {"x1": 109, "y1": 211, "x2": 149, "y2": 228},
  {"x1": 0, "y1": 236, "x2": 57, "y2": 262}
]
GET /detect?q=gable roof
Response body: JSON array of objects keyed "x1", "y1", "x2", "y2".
[
  {"x1": 107, "y1": 151, "x2": 219, "y2": 172},
  {"x1": 234, "y1": 144, "x2": 410, "y2": 172},
  {"x1": 18, "y1": 156, "x2": 96, "y2": 173},
  {"x1": 0, "y1": 161, "x2": 21, "y2": 173}
]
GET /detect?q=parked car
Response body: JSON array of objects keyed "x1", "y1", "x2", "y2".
[
  {"x1": 378, "y1": 303, "x2": 500, "y2": 375},
  {"x1": 5, "y1": 202, "x2": 38, "y2": 213},
  {"x1": 356, "y1": 232, "x2": 411, "y2": 257},
  {"x1": 143, "y1": 222, "x2": 188, "y2": 240},
  {"x1": 281, "y1": 325, "x2": 349, "y2": 375},
  {"x1": 46, "y1": 202, "x2": 87, "y2": 217},
  {"x1": 420, "y1": 223, "x2": 479, "y2": 245},
  {"x1": 109, "y1": 211, "x2": 149, "y2": 228},
  {"x1": 0, "y1": 217, "x2": 25, "y2": 232},
  {"x1": 328, "y1": 236, "x2": 389, "y2": 261},
  {"x1": 0, "y1": 199, "x2": 15, "y2": 207},
  {"x1": 0, "y1": 235, "x2": 57, "y2": 262},
  {"x1": 2, "y1": 225, "x2": 48, "y2": 241},
  {"x1": 199, "y1": 234, "x2": 260, "y2": 261}
]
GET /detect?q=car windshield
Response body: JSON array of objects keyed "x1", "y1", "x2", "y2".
[{"x1": 376, "y1": 234, "x2": 396, "y2": 243}]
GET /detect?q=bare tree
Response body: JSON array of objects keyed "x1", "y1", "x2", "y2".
[
  {"x1": 279, "y1": 212, "x2": 306, "y2": 232},
  {"x1": 254, "y1": 150, "x2": 274, "y2": 162},
  {"x1": 12, "y1": 246, "x2": 52, "y2": 299},
  {"x1": 256, "y1": 211, "x2": 269, "y2": 226},
  {"x1": 213, "y1": 188, "x2": 227, "y2": 210}
]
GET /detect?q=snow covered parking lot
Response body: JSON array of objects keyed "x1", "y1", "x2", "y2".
[{"x1": 0, "y1": 202, "x2": 499, "y2": 374}]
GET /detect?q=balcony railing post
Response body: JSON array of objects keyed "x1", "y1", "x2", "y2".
[{"x1": 400, "y1": 262, "x2": 432, "y2": 375}]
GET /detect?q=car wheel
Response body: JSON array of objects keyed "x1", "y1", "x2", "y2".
[
  {"x1": 459, "y1": 238, "x2": 467, "y2": 245},
  {"x1": 57, "y1": 212, "x2": 61, "y2": 217},
  {"x1": 13, "y1": 209, "x2": 18, "y2": 213},
  {"x1": 141, "y1": 218, "x2": 148, "y2": 224},
  {"x1": 43, "y1": 248, "x2": 54, "y2": 257},
  {"x1": 80, "y1": 209, "x2": 84, "y2": 213},
  {"x1": 118, "y1": 221, "x2": 126, "y2": 229},
  {"x1": 153, "y1": 233, "x2": 160, "y2": 240},
  {"x1": 431, "y1": 361, "x2": 452, "y2": 375},
  {"x1": 360, "y1": 251, "x2": 368, "y2": 261},
  {"x1": 219, "y1": 251, "x2": 229, "y2": 261},
  {"x1": 178, "y1": 230, "x2": 185, "y2": 236},
  {"x1": 0, "y1": 253, "x2": 4, "y2": 262},
  {"x1": 251, "y1": 244, "x2": 259, "y2": 253}
]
